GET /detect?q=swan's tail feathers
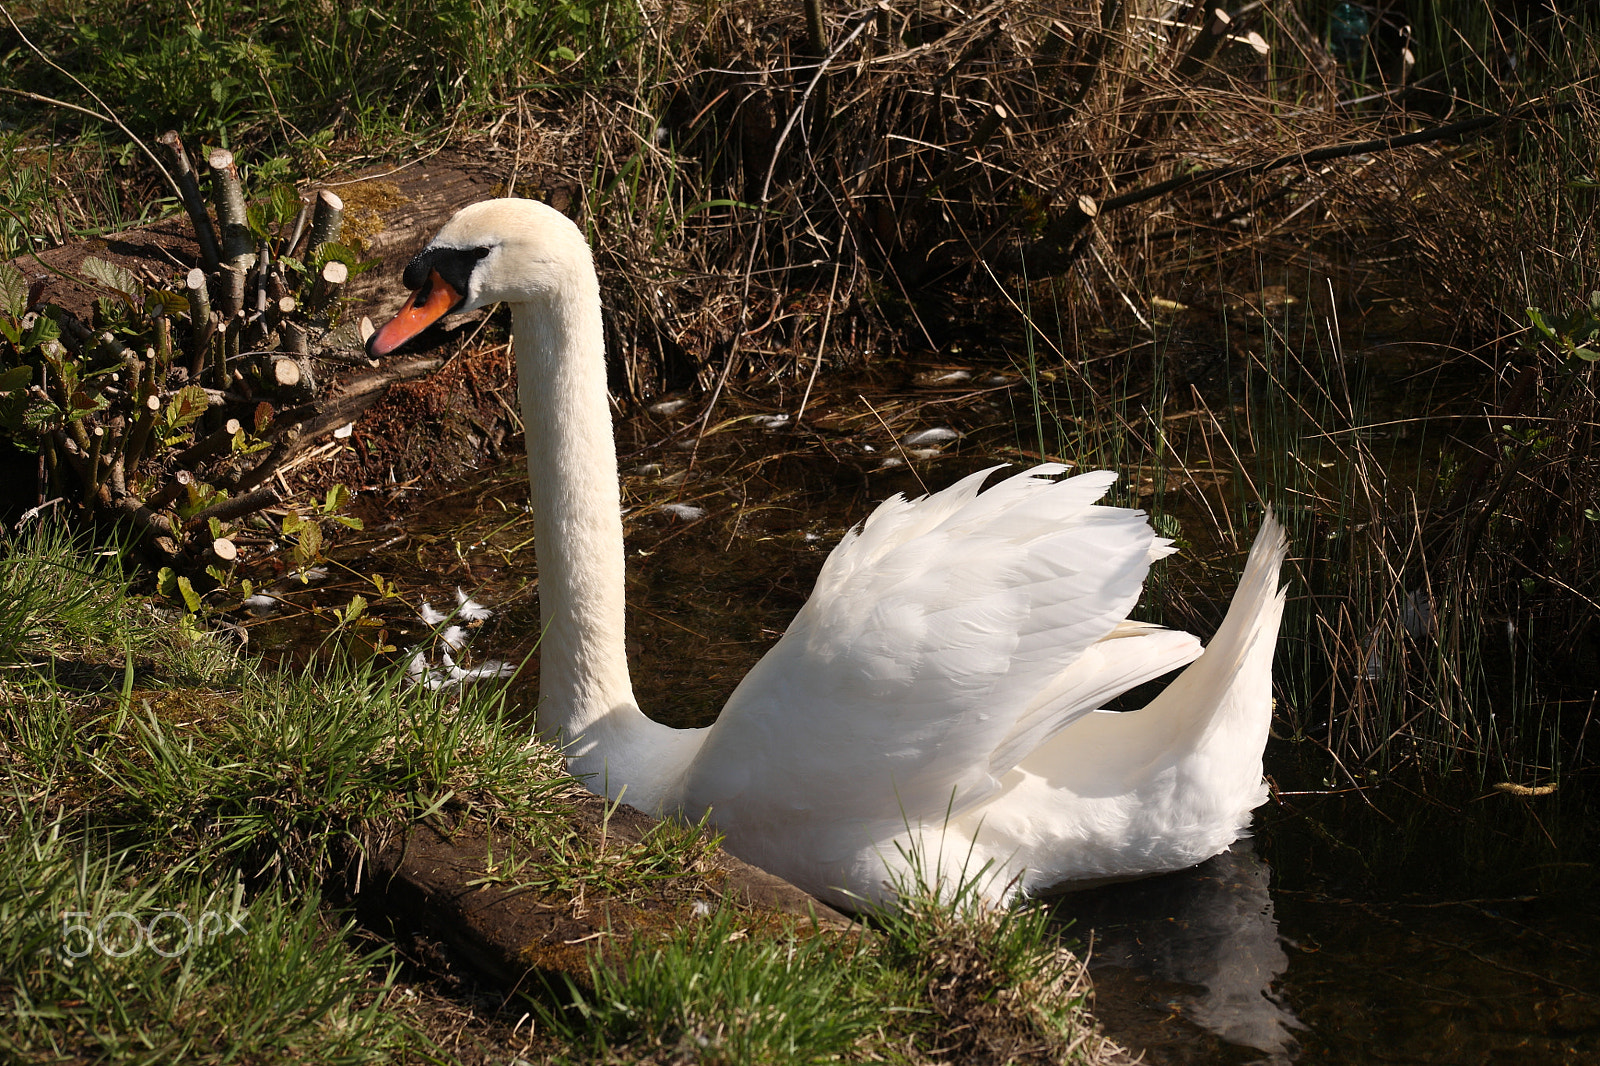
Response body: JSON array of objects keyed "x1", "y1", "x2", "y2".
[
  {"x1": 1210, "y1": 511, "x2": 1289, "y2": 660},
  {"x1": 1139, "y1": 512, "x2": 1290, "y2": 756},
  {"x1": 985, "y1": 626, "x2": 1202, "y2": 780}
]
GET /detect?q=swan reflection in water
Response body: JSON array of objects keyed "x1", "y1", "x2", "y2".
[{"x1": 1051, "y1": 839, "x2": 1304, "y2": 1064}]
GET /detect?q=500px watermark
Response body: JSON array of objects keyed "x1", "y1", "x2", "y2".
[{"x1": 60, "y1": 910, "x2": 247, "y2": 958}]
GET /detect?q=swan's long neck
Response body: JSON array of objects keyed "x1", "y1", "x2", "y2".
[{"x1": 514, "y1": 287, "x2": 699, "y2": 808}]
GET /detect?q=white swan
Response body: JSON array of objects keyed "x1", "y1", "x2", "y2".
[{"x1": 368, "y1": 198, "x2": 1290, "y2": 909}]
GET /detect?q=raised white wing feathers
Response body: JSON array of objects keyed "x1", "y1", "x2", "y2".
[{"x1": 675, "y1": 466, "x2": 1202, "y2": 836}]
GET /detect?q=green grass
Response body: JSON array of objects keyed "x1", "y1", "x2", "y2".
[
  {"x1": 0, "y1": 525, "x2": 553, "y2": 1062},
  {"x1": 541, "y1": 877, "x2": 1117, "y2": 1066},
  {"x1": 2, "y1": 0, "x2": 637, "y2": 155},
  {"x1": 2, "y1": 527, "x2": 570, "y2": 884},
  {"x1": 1, "y1": 524, "x2": 1126, "y2": 1064},
  {"x1": 1, "y1": 820, "x2": 410, "y2": 1065},
  {"x1": 0, "y1": 0, "x2": 642, "y2": 258},
  {"x1": 547, "y1": 907, "x2": 901, "y2": 1064}
]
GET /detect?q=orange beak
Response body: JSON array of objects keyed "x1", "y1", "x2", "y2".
[{"x1": 367, "y1": 270, "x2": 463, "y2": 357}]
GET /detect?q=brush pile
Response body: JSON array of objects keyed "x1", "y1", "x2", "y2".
[{"x1": 1, "y1": 133, "x2": 374, "y2": 569}]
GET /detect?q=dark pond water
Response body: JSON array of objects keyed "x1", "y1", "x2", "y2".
[
  {"x1": 1052, "y1": 769, "x2": 1599, "y2": 1064},
  {"x1": 247, "y1": 358, "x2": 1600, "y2": 1064}
]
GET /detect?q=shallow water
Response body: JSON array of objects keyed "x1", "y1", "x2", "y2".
[
  {"x1": 247, "y1": 357, "x2": 1600, "y2": 1062},
  {"x1": 1053, "y1": 771, "x2": 1599, "y2": 1064}
]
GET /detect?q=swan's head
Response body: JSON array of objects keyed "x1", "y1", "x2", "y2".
[{"x1": 368, "y1": 198, "x2": 595, "y2": 357}]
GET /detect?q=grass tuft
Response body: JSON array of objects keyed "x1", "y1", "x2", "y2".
[
  {"x1": 0, "y1": 806, "x2": 413, "y2": 1064},
  {"x1": 872, "y1": 862, "x2": 1116, "y2": 1066},
  {"x1": 0, "y1": 523, "x2": 563, "y2": 1061},
  {"x1": 546, "y1": 906, "x2": 897, "y2": 1065}
]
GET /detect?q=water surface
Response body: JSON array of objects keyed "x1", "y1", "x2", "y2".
[{"x1": 247, "y1": 358, "x2": 1600, "y2": 1063}]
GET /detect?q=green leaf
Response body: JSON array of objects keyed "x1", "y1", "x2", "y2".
[
  {"x1": 0, "y1": 365, "x2": 31, "y2": 392},
  {"x1": 176, "y1": 575, "x2": 202, "y2": 613},
  {"x1": 94, "y1": 295, "x2": 129, "y2": 329},
  {"x1": 312, "y1": 243, "x2": 379, "y2": 276},
  {"x1": 164, "y1": 385, "x2": 209, "y2": 431},
  {"x1": 21, "y1": 314, "x2": 61, "y2": 351},
  {"x1": 313, "y1": 241, "x2": 359, "y2": 268},
  {"x1": 145, "y1": 289, "x2": 190, "y2": 318},
  {"x1": 271, "y1": 184, "x2": 303, "y2": 228},
  {"x1": 246, "y1": 202, "x2": 271, "y2": 241},
  {"x1": 0, "y1": 262, "x2": 27, "y2": 318},
  {"x1": 22, "y1": 399, "x2": 64, "y2": 431},
  {"x1": 81, "y1": 256, "x2": 141, "y2": 298}
]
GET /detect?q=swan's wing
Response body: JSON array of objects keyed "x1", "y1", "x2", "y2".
[{"x1": 676, "y1": 466, "x2": 1200, "y2": 838}]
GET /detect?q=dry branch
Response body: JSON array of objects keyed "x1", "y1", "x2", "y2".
[
  {"x1": 175, "y1": 419, "x2": 242, "y2": 469},
  {"x1": 186, "y1": 486, "x2": 281, "y2": 530},
  {"x1": 158, "y1": 131, "x2": 221, "y2": 271}
]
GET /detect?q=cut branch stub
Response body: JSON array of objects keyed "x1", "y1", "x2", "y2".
[
  {"x1": 1174, "y1": 9, "x2": 1232, "y2": 82},
  {"x1": 1043, "y1": 193, "x2": 1100, "y2": 252},
  {"x1": 253, "y1": 241, "x2": 272, "y2": 314},
  {"x1": 185, "y1": 267, "x2": 213, "y2": 374},
  {"x1": 271, "y1": 357, "x2": 301, "y2": 388},
  {"x1": 208, "y1": 148, "x2": 255, "y2": 267},
  {"x1": 284, "y1": 197, "x2": 311, "y2": 258},
  {"x1": 175, "y1": 418, "x2": 242, "y2": 469},
  {"x1": 217, "y1": 264, "x2": 246, "y2": 318},
  {"x1": 307, "y1": 260, "x2": 349, "y2": 315},
  {"x1": 158, "y1": 131, "x2": 221, "y2": 271},
  {"x1": 282, "y1": 320, "x2": 310, "y2": 357},
  {"x1": 124, "y1": 392, "x2": 162, "y2": 472},
  {"x1": 307, "y1": 190, "x2": 345, "y2": 261},
  {"x1": 204, "y1": 537, "x2": 238, "y2": 567},
  {"x1": 145, "y1": 469, "x2": 196, "y2": 511}
]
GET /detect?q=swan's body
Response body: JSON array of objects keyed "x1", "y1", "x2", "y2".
[{"x1": 370, "y1": 198, "x2": 1289, "y2": 909}]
